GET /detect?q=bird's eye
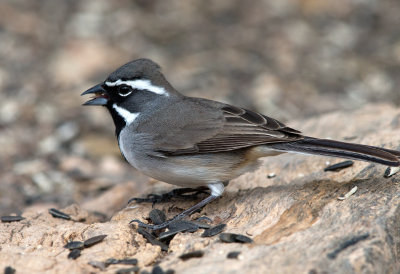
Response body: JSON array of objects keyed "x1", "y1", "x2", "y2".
[{"x1": 118, "y1": 85, "x2": 133, "y2": 97}]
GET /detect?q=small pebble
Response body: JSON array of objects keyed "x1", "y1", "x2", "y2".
[
  {"x1": 179, "y1": 250, "x2": 204, "y2": 261},
  {"x1": 267, "y1": 173, "x2": 276, "y2": 179},
  {"x1": 64, "y1": 241, "x2": 84, "y2": 250},
  {"x1": 1, "y1": 215, "x2": 25, "y2": 222},
  {"x1": 88, "y1": 261, "x2": 106, "y2": 271},
  {"x1": 84, "y1": 234, "x2": 107, "y2": 248},
  {"x1": 201, "y1": 224, "x2": 226, "y2": 237},
  {"x1": 49, "y1": 208, "x2": 71, "y2": 220},
  {"x1": 149, "y1": 209, "x2": 166, "y2": 225},
  {"x1": 384, "y1": 166, "x2": 400, "y2": 178},
  {"x1": 115, "y1": 266, "x2": 140, "y2": 273},
  {"x1": 219, "y1": 233, "x2": 253, "y2": 243},
  {"x1": 68, "y1": 249, "x2": 81, "y2": 259},
  {"x1": 324, "y1": 160, "x2": 354, "y2": 172},
  {"x1": 4, "y1": 266, "x2": 15, "y2": 274},
  {"x1": 227, "y1": 251, "x2": 241, "y2": 259}
]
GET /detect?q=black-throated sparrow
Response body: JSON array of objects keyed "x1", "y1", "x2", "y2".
[{"x1": 82, "y1": 58, "x2": 400, "y2": 230}]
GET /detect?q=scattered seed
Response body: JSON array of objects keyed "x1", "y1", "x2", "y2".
[
  {"x1": 324, "y1": 160, "x2": 354, "y2": 172},
  {"x1": 138, "y1": 228, "x2": 169, "y2": 251},
  {"x1": 201, "y1": 224, "x2": 226, "y2": 237},
  {"x1": 384, "y1": 166, "x2": 400, "y2": 178},
  {"x1": 88, "y1": 261, "x2": 106, "y2": 271},
  {"x1": 338, "y1": 186, "x2": 358, "y2": 200},
  {"x1": 195, "y1": 216, "x2": 212, "y2": 223},
  {"x1": 1, "y1": 215, "x2": 25, "y2": 222},
  {"x1": 115, "y1": 266, "x2": 140, "y2": 273},
  {"x1": 151, "y1": 265, "x2": 164, "y2": 274},
  {"x1": 267, "y1": 173, "x2": 276, "y2": 179},
  {"x1": 227, "y1": 251, "x2": 241, "y2": 259},
  {"x1": 190, "y1": 220, "x2": 211, "y2": 229},
  {"x1": 64, "y1": 241, "x2": 84, "y2": 250},
  {"x1": 105, "y1": 258, "x2": 138, "y2": 266},
  {"x1": 83, "y1": 234, "x2": 107, "y2": 248},
  {"x1": 158, "y1": 228, "x2": 187, "y2": 241},
  {"x1": 68, "y1": 249, "x2": 81, "y2": 259},
  {"x1": 105, "y1": 258, "x2": 119, "y2": 265},
  {"x1": 327, "y1": 233, "x2": 369, "y2": 259},
  {"x1": 168, "y1": 220, "x2": 199, "y2": 233},
  {"x1": 179, "y1": 250, "x2": 204, "y2": 261},
  {"x1": 149, "y1": 209, "x2": 166, "y2": 225},
  {"x1": 49, "y1": 208, "x2": 71, "y2": 220},
  {"x1": 4, "y1": 266, "x2": 15, "y2": 274},
  {"x1": 219, "y1": 233, "x2": 253, "y2": 243}
]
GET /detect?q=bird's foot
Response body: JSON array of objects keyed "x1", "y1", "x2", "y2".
[
  {"x1": 127, "y1": 187, "x2": 209, "y2": 205},
  {"x1": 130, "y1": 194, "x2": 218, "y2": 231}
]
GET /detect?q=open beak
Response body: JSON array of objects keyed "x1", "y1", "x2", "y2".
[{"x1": 81, "y1": 83, "x2": 109, "y2": 106}]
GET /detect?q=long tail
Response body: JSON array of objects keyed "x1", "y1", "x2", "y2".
[{"x1": 267, "y1": 137, "x2": 400, "y2": 167}]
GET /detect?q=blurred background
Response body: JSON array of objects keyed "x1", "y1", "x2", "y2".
[{"x1": 1, "y1": 0, "x2": 399, "y2": 215}]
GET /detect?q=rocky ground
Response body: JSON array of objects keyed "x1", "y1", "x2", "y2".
[
  {"x1": 1, "y1": 0, "x2": 400, "y2": 273},
  {"x1": 1, "y1": 104, "x2": 400, "y2": 273}
]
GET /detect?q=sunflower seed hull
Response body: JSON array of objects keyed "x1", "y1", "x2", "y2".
[
  {"x1": 115, "y1": 266, "x2": 140, "y2": 273},
  {"x1": 105, "y1": 258, "x2": 138, "y2": 266},
  {"x1": 227, "y1": 251, "x2": 241, "y2": 259},
  {"x1": 167, "y1": 220, "x2": 199, "y2": 232},
  {"x1": 337, "y1": 186, "x2": 358, "y2": 200},
  {"x1": 201, "y1": 224, "x2": 226, "y2": 237},
  {"x1": 138, "y1": 228, "x2": 169, "y2": 251},
  {"x1": 384, "y1": 166, "x2": 400, "y2": 178},
  {"x1": 179, "y1": 250, "x2": 204, "y2": 261},
  {"x1": 48, "y1": 208, "x2": 71, "y2": 220},
  {"x1": 88, "y1": 261, "x2": 106, "y2": 271},
  {"x1": 83, "y1": 234, "x2": 107, "y2": 248},
  {"x1": 68, "y1": 249, "x2": 81, "y2": 259},
  {"x1": 1, "y1": 216, "x2": 25, "y2": 222},
  {"x1": 64, "y1": 241, "x2": 84, "y2": 250},
  {"x1": 324, "y1": 160, "x2": 354, "y2": 172},
  {"x1": 149, "y1": 209, "x2": 166, "y2": 225},
  {"x1": 220, "y1": 233, "x2": 253, "y2": 243},
  {"x1": 4, "y1": 266, "x2": 16, "y2": 274}
]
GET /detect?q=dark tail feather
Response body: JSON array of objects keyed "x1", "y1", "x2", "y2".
[{"x1": 268, "y1": 137, "x2": 400, "y2": 167}]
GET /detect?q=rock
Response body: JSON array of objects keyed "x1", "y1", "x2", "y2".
[{"x1": 1, "y1": 104, "x2": 400, "y2": 273}]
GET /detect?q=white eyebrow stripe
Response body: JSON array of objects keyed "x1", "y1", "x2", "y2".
[
  {"x1": 105, "y1": 79, "x2": 169, "y2": 96},
  {"x1": 112, "y1": 104, "x2": 139, "y2": 125}
]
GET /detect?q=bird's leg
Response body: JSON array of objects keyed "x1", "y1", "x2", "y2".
[
  {"x1": 127, "y1": 186, "x2": 209, "y2": 204},
  {"x1": 130, "y1": 183, "x2": 224, "y2": 230}
]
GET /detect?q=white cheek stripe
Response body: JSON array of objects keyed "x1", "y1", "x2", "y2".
[
  {"x1": 112, "y1": 104, "x2": 139, "y2": 125},
  {"x1": 105, "y1": 79, "x2": 169, "y2": 96}
]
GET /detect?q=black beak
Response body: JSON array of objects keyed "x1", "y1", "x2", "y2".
[{"x1": 81, "y1": 84, "x2": 109, "y2": 106}]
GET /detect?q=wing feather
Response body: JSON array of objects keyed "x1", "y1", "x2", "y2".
[{"x1": 160, "y1": 101, "x2": 303, "y2": 156}]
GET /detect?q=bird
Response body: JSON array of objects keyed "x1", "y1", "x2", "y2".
[{"x1": 82, "y1": 58, "x2": 400, "y2": 230}]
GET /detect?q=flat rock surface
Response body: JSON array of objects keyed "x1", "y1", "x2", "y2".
[{"x1": 1, "y1": 104, "x2": 400, "y2": 273}]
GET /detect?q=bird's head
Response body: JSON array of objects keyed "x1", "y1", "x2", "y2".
[{"x1": 82, "y1": 58, "x2": 179, "y2": 130}]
